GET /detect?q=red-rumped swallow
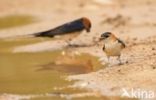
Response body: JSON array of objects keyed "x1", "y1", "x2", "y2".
[
  {"x1": 34, "y1": 17, "x2": 91, "y2": 37},
  {"x1": 99, "y1": 32, "x2": 126, "y2": 64}
]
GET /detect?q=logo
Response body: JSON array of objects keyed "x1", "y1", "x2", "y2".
[{"x1": 121, "y1": 88, "x2": 155, "y2": 99}]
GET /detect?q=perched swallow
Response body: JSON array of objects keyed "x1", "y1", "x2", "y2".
[
  {"x1": 99, "y1": 32, "x2": 126, "y2": 64},
  {"x1": 34, "y1": 17, "x2": 91, "y2": 37}
]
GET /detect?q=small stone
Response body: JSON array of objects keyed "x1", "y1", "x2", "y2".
[
  {"x1": 74, "y1": 51, "x2": 81, "y2": 55},
  {"x1": 61, "y1": 51, "x2": 66, "y2": 55},
  {"x1": 79, "y1": 82, "x2": 89, "y2": 87},
  {"x1": 152, "y1": 66, "x2": 156, "y2": 69},
  {"x1": 117, "y1": 69, "x2": 121, "y2": 72},
  {"x1": 152, "y1": 47, "x2": 155, "y2": 50},
  {"x1": 125, "y1": 61, "x2": 129, "y2": 64},
  {"x1": 133, "y1": 37, "x2": 137, "y2": 41}
]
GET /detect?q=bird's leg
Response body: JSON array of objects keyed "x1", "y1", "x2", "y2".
[
  {"x1": 107, "y1": 56, "x2": 112, "y2": 67},
  {"x1": 67, "y1": 41, "x2": 72, "y2": 46},
  {"x1": 66, "y1": 37, "x2": 80, "y2": 47},
  {"x1": 66, "y1": 38, "x2": 74, "y2": 46},
  {"x1": 107, "y1": 56, "x2": 110, "y2": 64},
  {"x1": 107, "y1": 56, "x2": 110, "y2": 63},
  {"x1": 117, "y1": 55, "x2": 122, "y2": 65}
]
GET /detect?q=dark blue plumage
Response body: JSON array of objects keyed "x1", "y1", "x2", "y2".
[{"x1": 34, "y1": 17, "x2": 91, "y2": 37}]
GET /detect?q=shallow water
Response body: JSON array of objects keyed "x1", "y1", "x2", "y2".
[
  {"x1": 0, "y1": 15, "x2": 37, "y2": 29},
  {"x1": 0, "y1": 38, "x2": 103, "y2": 99}
]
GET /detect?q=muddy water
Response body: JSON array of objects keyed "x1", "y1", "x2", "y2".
[
  {"x1": 0, "y1": 39, "x2": 139, "y2": 100},
  {"x1": 0, "y1": 15, "x2": 37, "y2": 29},
  {"x1": 0, "y1": 38, "x2": 104, "y2": 99}
]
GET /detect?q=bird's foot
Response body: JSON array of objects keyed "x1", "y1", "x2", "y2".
[
  {"x1": 67, "y1": 43, "x2": 81, "y2": 47},
  {"x1": 118, "y1": 62, "x2": 124, "y2": 65}
]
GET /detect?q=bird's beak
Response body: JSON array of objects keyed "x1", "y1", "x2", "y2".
[
  {"x1": 86, "y1": 28, "x2": 90, "y2": 32},
  {"x1": 99, "y1": 37, "x2": 105, "y2": 41}
]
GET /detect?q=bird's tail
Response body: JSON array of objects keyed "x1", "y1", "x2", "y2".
[{"x1": 33, "y1": 30, "x2": 54, "y2": 37}]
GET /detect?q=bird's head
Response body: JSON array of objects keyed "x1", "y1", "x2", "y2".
[
  {"x1": 99, "y1": 32, "x2": 116, "y2": 42},
  {"x1": 82, "y1": 17, "x2": 91, "y2": 32}
]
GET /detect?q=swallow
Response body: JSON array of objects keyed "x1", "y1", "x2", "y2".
[
  {"x1": 99, "y1": 32, "x2": 126, "y2": 64},
  {"x1": 34, "y1": 17, "x2": 91, "y2": 37}
]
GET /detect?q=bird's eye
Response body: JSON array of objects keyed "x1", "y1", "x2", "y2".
[{"x1": 105, "y1": 35, "x2": 109, "y2": 38}]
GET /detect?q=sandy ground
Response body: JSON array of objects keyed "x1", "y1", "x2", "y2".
[{"x1": 0, "y1": 0, "x2": 156, "y2": 99}]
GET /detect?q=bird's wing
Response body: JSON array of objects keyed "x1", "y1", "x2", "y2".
[
  {"x1": 117, "y1": 39, "x2": 126, "y2": 48},
  {"x1": 102, "y1": 45, "x2": 105, "y2": 51},
  {"x1": 34, "y1": 18, "x2": 85, "y2": 37}
]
